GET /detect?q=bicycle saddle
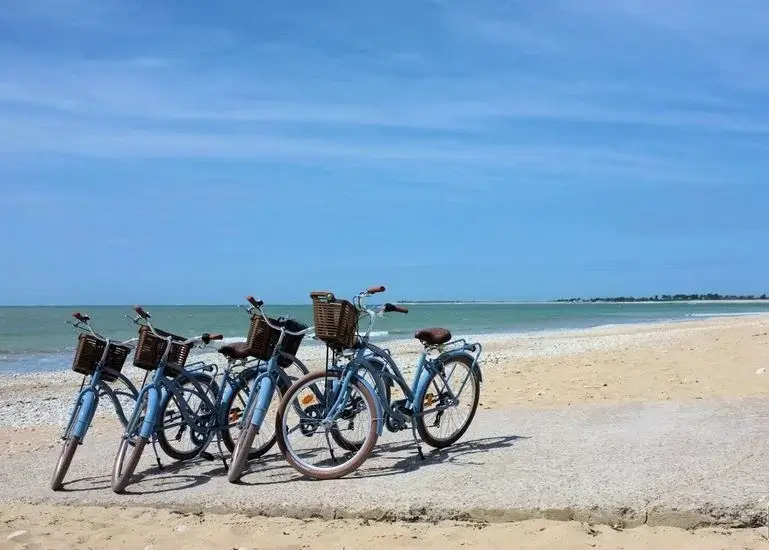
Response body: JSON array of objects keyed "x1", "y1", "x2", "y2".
[{"x1": 219, "y1": 342, "x2": 253, "y2": 360}]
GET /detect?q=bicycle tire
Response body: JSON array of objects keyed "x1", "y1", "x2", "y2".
[
  {"x1": 226, "y1": 422, "x2": 257, "y2": 483},
  {"x1": 50, "y1": 436, "x2": 79, "y2": 491},
  {"x1": 111, "y1": 389, "x2": 151, "y2": 493},
  {"x1": 111, "y1": 436, "x2": 147, "y2": 494},
  {"x1": 156, "y1": 374, "x2": 217, "y2": 461},
  {"x1": 414, "y1": 354, "x2": 480, "y2": 449},
  {"x1": 275, "y1": 369, "x2": 379, "y2": 480}
]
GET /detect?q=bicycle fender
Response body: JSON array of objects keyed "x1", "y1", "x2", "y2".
[
  {"x1": 350, "y1": 372, "x2": 385, "y2": 436},
  {"x1": 435, "y1": 350, "x2": 483, "y2": 384},
  {"x1": 72, "y1": 387, "x2": 99, "y2": 440},
  {"x1": 140, "y1": 386, "x2": 161, "y2": 439}
]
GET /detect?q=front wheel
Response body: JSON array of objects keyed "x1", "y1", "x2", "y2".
[
  {"x1": 111, "y1": 436, "x2": 148, "y2": 494},
  {"x1": 50, "y1": 436, "x2": 79, "y2": 491},
  {"x1": 275, "y1": 370, "x2": 379, "y2": 480},
  {"x1": 414, "y1": 355, "x2": 480, "y2": 449},
  {"x1": 227, "y1": 375, "x2": 285, "y2": 483},
  {"x1": 111, "y1": 390, "x2": 151, "y2": 493}
]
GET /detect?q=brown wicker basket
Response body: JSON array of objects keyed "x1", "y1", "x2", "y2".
[
  {"x1": 72, "y1": 333, "x2": 130, "y2": 382},
  {"x1": 310, "y1": 291, "x2": 358, "y2": 350},
  {"x1": 133, "y1": 325, "x2": 191, "y2": 375},
  {"x1": 247, "y1": 315, "x2": 306, "y2": 367}
]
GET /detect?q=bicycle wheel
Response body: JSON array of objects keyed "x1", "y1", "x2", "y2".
[
  {"x1": 275, "y1": 370, "x2": 379, "y2": 480},
  {"x1": 111, "y1": 390, "x2": 151, "y2": 494},
  {"x1": 221, "y1": 372, "x2": 285, "y2": 459},
  {"x1": 330, "y1": 363, "x2": 390, "y2": 452},
  {"x1": 50, "y1": 436, "x2": 79, "y2": 491},
  {"x1": 414, "y1": 355, "x2": 480, "y2": 449},
  {"x1": 156, "y1": 374, "x2": 217, "y2": 461},
  {"x1": 51, "y1": 390, "x2": 91, "y2": 491},
  {"x1": 226, "y1": 376, "x2": 284, "y2": 482}
]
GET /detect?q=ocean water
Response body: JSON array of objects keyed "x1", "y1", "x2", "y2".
[{"x1": 2, "y1": 302, "x2": 769, "y2": 374}]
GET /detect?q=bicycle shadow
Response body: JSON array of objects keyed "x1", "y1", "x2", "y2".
[
  {"x1": 345, "y1": 434, "x2": 528, "y2": 480},
  {"x1": 240, "y1": 433, "x2": 528, "y2": 485},
  {"x1": 58, "y1": 471, "x2": 210, "y2": 495}
]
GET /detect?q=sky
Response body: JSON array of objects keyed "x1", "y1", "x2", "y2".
[{"x1": 1, "y1": 0, "x2": 768, "y2": 305}]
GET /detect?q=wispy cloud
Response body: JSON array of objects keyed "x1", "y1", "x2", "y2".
[{"x1": 0, "y1": 0, "x2": 768, "y2": 188}]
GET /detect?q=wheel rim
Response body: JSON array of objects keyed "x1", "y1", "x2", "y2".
[
  {"x1": 420, "y1": 360, "x2": 477, "y2": 443},
  {"x1": 281, "y1": 374, "x2": 374, "y2": 474}
]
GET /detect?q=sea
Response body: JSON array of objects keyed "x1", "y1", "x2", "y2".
[{"x1": 2, "y1": 302, "x2": 769, "y2": 375}]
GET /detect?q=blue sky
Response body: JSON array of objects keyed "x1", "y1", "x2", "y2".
[{"x1": 1, "y1": 0, "x2": 768, "y2": 305}]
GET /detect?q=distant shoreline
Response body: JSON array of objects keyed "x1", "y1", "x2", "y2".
[{"x1": 400, "y1": 299, "x2": 769, "y2": 305}]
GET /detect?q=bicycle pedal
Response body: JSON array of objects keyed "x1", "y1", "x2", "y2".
[{"x1": 200, "y1": 452, "x2": 215, "y2": 461}]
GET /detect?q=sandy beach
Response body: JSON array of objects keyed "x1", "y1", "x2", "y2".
[{"x1": 2, "y1": 315, "x2": 769, "y2": 548}]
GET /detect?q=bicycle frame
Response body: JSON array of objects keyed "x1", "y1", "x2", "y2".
[
  {"x1": 126, "y1": 358, "x2": 258, "y2": 447},
  {"x1": 63, "y1": 327, "x2": 139, "y2": 441},
  {"x1": 240, "y1": 349, "x2": 309, "y2": 432},
  {"x1": 320, "y1": 291, "x2": 483, "y2": 434},
  {"x1": 64, "y1": 368, "x2": 139, "y2": 440}
]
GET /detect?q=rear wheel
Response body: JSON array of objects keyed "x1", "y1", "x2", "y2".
[
  {"x1": 156, "y1": 374, "x2": 217, "y2": 461},
  {"x1": 330, "y1": 360, "x2": 390, "y2": 452},
  {"x1": 414, "y1": 355, "x2": 480, "y2": 449},
  {"x1": 275, "y1": 370, "x2": 379, "y2": 480},
  {"x1": 222, "y1": 373, "x2": 285, "y2": 460}
]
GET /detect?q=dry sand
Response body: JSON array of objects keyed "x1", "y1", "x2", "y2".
[
  {"x1": 1, "y1": 502, "x2": 768, "y2": 550},
  {"x1": 2, "y1": 315, "x2": 769, "y2": 548}
]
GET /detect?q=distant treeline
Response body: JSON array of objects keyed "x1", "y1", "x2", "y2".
[{"x1": 555, "y1": 293, "x2": 769, "y2": 303}]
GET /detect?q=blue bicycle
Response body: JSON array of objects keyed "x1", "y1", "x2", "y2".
[
  {"x1": 110, "y1": 306, "x2": 229, "y2": 493},
  {"x1": 111, "y1": 302, "x2": 312, "y2": 492},
  {"x1": 226, "y1": 298, "x2": 313, "y2": 483},
  {"x1": 275, "y1": 286, "x2": 483, "y2": 480},
  {"x1": 51, "y1": 312, "x2": 139, "y2": 491}
]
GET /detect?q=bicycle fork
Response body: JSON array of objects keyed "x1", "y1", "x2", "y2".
[{"x1": 244, "y1": 374, "x2": 275, "y2": 434}]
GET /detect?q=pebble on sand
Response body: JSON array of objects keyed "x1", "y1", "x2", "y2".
[{"x1": 7, "y1": 530, "x2": 28, "y2": 541}]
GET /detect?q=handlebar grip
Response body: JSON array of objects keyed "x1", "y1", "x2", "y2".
[
  {"x1": 134, "y1": 306, "x2": 151, "y2": 319},
  {"x1": 385, "y1": 303, "x2": 409, "y2": 314},
  {"x1": 246, "y1": 296, "x2": 264, "y2": 308},
  {"x1": 202, "y1": 333, "x2": 224, "y2": 344},
  {"x1": 72, "y1": 312, "x2": 91, "y2": 323},
  {"x1": 367, "y1": 285, "x2": 386, "y2": 295}
]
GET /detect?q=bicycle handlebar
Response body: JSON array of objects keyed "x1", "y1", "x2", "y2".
[
  {"x1": 384, "y1": 303, "x2": 409, "y2": 314},
  {"x1": 366, "y1": 285, "x2": 386, "y2": 295},
  {"x1": 72, "y1": 312, "x2": 90, "y2": 323},
  {"x1": 246, "y1": 296, "x2": 264, "y2": 308},
  {"x1": 244, "y1": 296, "x2": 314, "y2": 337},
  {"x1": 134, "y1": 305, "x2": 151, "y2": 320}
]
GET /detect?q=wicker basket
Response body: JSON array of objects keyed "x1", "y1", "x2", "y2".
[
  {"x1": 310, "y1": 291, "x2": 358, "y2": 350},
  {"x1": 72, "y1": 333, "x2": 130, "y2": 382},
  {"x1": 133, "y1": 325, "x2": 191, "y2": 375},
  {"x1": 247, "y1": 315, "x2": 306, "y2": 367}
]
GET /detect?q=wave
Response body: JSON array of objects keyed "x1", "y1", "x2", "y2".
[{"x1": 687, "y1": 312, "x2": 769, "y2": 318}]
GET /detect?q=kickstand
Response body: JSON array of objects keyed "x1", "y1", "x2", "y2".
[
  {"x1": 151, "y1": 436, "x2": 165, "y2": 471},
  {"x1": 410, "y1": 421, "x2": 425, "y2": 461},
  {"x1": 215, "y1": 435, "x2": 229, "y2": 471}
]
